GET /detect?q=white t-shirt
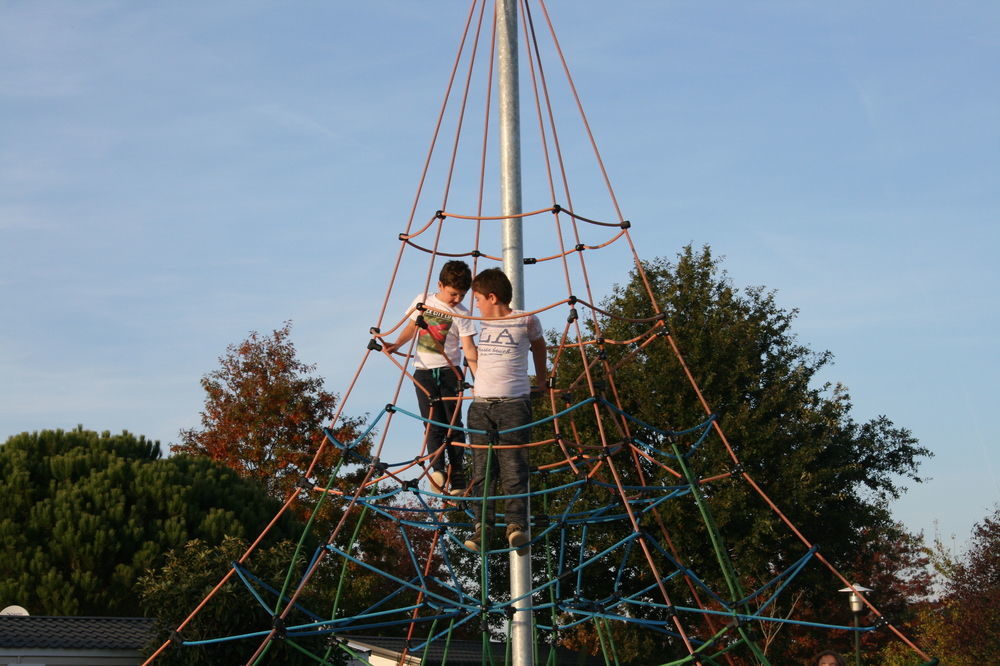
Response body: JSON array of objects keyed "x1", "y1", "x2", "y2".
[
  {"x1": 406, "y1": 293, "x2": 476, "y2": 370},
  {"x1": 473, "y1": 311, "x2": 543, "y2": 398}
]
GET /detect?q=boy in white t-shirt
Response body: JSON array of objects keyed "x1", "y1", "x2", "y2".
[
  {"x1": 463, "y1": 268, "x2": 547, "y2": 551},
  {"x1": 385, "y1": 261, "x2": 478, "y2": 494}
]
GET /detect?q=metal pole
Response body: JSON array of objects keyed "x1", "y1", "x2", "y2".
[
  {"x1": 853, "y1": 611, "x2": 861, "y2": 666},
  {"x1": 497, "y1": 1, "x2": 532, "y2": 665},
  {"x1": 498, "y1": 0, "x2": 525, "y2": 310}
]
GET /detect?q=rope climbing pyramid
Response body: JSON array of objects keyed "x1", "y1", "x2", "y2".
[{"x1": 144, "y1": 2, "x2": 936, "y2": 664}]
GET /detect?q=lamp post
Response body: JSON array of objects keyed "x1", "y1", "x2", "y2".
[{"x1": 839, "y1": 583, "x2": 873, "y2": 666}]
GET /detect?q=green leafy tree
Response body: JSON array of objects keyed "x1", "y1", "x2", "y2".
[
  {"x1": 0, "y1": 427, "x2": 295, "y2": 616},
  {"x1": 138, "y1": 536, "x2": 349, "y2": 666},
  {"x1": 173, "y1": 322, "x2": 367, "y2": 501},
  {"x1": 539, "y1": 245, "x2": 931, "y2": 662}
]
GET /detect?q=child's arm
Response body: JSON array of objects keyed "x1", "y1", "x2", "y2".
[
  {"x1": 461, "y1": 334, "x2": 478, "y2": 376},
  {"x1": 383, "y1": 320, "x2": 418, "y2": 355},
  {"x1": 529, "y1": 336, "x2": 548, "y2": 391}
]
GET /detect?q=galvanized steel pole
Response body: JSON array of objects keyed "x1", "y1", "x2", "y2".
[
  {"x1": 498, "y1": 0, "x2": 525, "y2": 311},
  {"x1": 497, "y1": 1, "x2": 533, "y2": 665}
]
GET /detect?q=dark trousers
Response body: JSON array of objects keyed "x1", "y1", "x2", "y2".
[
  {"x1": 467, "y1": 398, "x2": 531, "y2": 528},
  {"x1": 413, "y1": 367, "x2": 466, "y2": 488}
]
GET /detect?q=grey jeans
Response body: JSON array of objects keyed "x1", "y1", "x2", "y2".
[{"x1": 467, "y1": 398, "x2": 531, "y2": 528}]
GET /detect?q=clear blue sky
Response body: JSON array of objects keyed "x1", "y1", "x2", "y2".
[{"x1": 2, "y1": 1, "x2": 997, "y2": 555}]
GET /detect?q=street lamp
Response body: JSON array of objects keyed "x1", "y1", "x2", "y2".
[{"x1": 839, "y1": 583, "x2": 873, "y2": 666}]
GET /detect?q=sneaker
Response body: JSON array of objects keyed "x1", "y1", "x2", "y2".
[
  {"x1": 429, "y1": 470, "x2": 446, "y2": 493},
  {"x1": 448, "y1": 486, "x2": 466, "y2": 497},
  {"x1": 464, "y1": 523, "x2": 488, "y2": 552},
  {"x1": 506, "y1": 523, "x2": 529, "y2": 549}
]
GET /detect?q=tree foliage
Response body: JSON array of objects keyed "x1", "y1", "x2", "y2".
[
  {"x1": 138, "y1": 536, "x2": 348, "y2": 666},
  {"x1": 174, "y1": 322, "x2": 367, "y2": 500},
  {"x1": 0, "y1": 427, "x2": 293, "y2": 616},
  {"x1": 157, "y1": 322, "x2": 463, "y2": 659},
  {"x1": 138, "y1": 494, "x2": 455, "y2": 664},
  {"x1": 540, "y1": 245, "x2": 931, "y2": 662},
  {"x1": 880, "y1": 507, "x2": 1000, "y2": 665}
]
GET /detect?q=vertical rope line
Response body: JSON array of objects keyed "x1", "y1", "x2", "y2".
[
  {"x1": 519, "y1": 0, "x2": 580, "y2": 336},
  {"x1": 439, "y1": 0, "x2": 490, "y2": 213},
  {"x1": 373, "y1": 0, "x2": 482, "y2": 328},
  {"x1": 471, "y1": 0, "x2": 496, "y2": 286},
  {"x1": 533, "y1": 0, "x2": 665, "y2": 316}
]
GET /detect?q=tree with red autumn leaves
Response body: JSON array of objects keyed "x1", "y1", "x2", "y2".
[
  {"x1": 941, "y1": 508, "x2": 1000, "y2": 660},
  {"x1": 173, "y1": 322, "x2": 367, "y2": 500},
  {"x1": 141, "y1": 324, "x2": 463, "y2": 662},
  {"x1": 880, "y1": 507, "x2": 1000, "y2": 665}
]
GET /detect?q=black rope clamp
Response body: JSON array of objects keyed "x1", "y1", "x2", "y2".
[
  {"x1": 385, "y1": 403, "x2": 396, "y2": 413},
  {"x1": 398, "y1": 232, "x2": 408, "y2": 241},
  {"x1": 567, "y1": 307, "x2": 578, "y2": 323},
  {"x1": 874, "y1": 616, "x2": 889, "y2": 629},
  {"x1": 551, "y1": 203, "x2": 562, "y2": 213},
  {"x1": 326, "y1": 634, "x2": 345, "y2": 648},
  {"x1": 169, "y1": 629, "x2": 185, "y2": 645},
  {"x1": 620, "y1": 220, "x2": 631, "y2": 229},
  {"x1": 367, "y1": 338, "x2": 383, "y2": 352},
  {"x1": 567, "y1": 295, "x2": 578, "y2": 305},
  {"x1": 371, "y1": 458, "x2": 389, "y2": 474},
  {"x1": 664, "y1": 605, "x2": 677, "y2": 619},
  {"x1": 729, "y1": 464, "x2": 745, "y2": 478},
  {"x1": 297, "y1": 476, "x2": 316, "y2": 491},
  {"x1": 575, "y1": 243, "x2": 586, "y2": 252},
  {"x1": 415, "y1": 315, "x2": 428, "y2": 330},
  {"x1": 546, "y1": 375, "x2": 557, "y2": 389},
  {"x1": 471, "y1": 249, "x2": 482, "y2": 257},
  {"x1": 523, "y1": 257, "x2": 537, "y2": 264},
  {"x1": 435, "y1": 209, "x2": 445, "y2": 219},
  {"x1": 272, "y1": 615, "x2": 286, "y2": 639},
  {"x1": 402, "y1": 478, "x2": 420, "y2": 492},
  {"x1": 369, "y1": 326, "x2": 381, "y2": 335}
]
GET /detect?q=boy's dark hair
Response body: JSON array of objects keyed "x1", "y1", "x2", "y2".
[
  {"x1": 811, "y1": 651, "x2": 846, "y2": 666},
  {"x1": 439, "y1": 260, "x2": 472, "y2": 291},
  {"x1": 471, "y1": 268, "x2": 512, "y2": 305}
]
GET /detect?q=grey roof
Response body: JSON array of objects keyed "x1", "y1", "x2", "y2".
[
  {"x1": 0, "y1": 618, "x2": 603, "y2": 664},
  {"x1": 347, "y1": 635, "x2": 604, "y2": 665},
  {"x1": 0, "y1": 616, "x2": 155, "y2": 650}
]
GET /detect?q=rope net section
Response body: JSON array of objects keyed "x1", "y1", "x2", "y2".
[{"x1": 144, "y1": 1, "x2": 934, "y2": 665}]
